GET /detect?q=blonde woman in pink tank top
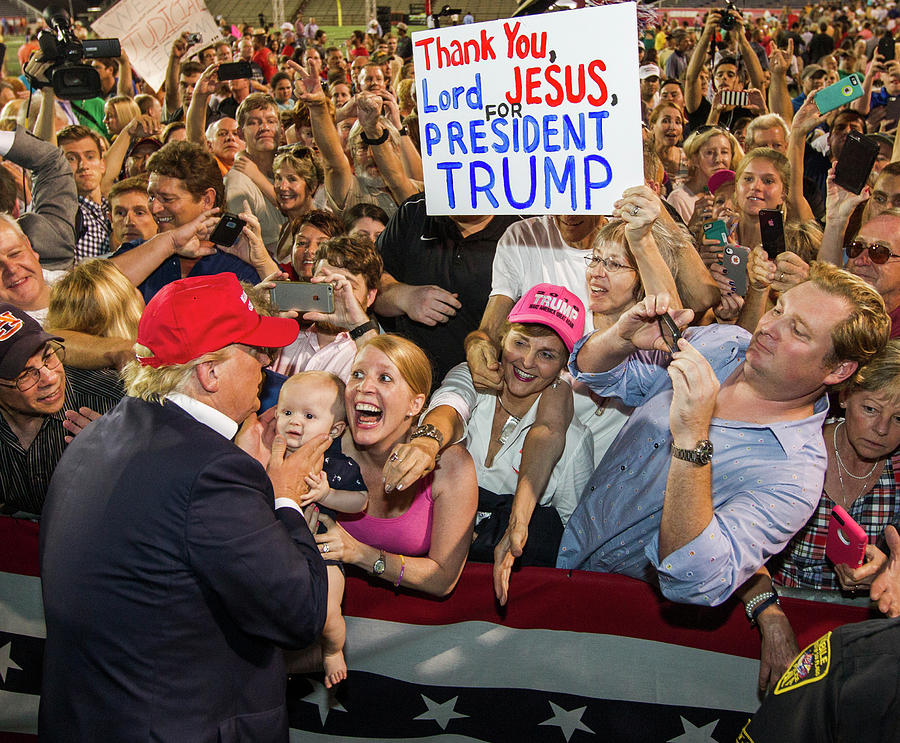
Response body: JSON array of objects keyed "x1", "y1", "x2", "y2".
[{"x1": 314, "y1": 335, "x2": 478, "y2": 596}]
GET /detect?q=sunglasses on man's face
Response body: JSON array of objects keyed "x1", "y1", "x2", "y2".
[{"x1": 846, "y1": 239, "x2": 900, "y2": 265}]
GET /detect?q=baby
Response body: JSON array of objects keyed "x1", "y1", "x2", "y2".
[{"x1": 275, "y1": 370, "x2": 368, "y2": 688}]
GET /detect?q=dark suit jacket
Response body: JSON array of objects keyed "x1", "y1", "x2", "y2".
[{"x1": 38, "y1": 396, "x2": 327, "y2": 742}]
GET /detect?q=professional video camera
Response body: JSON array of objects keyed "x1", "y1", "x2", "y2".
[
  {"x1": 718, "y1": 0, "x2": 739, "y2": 32},
  {"x1": 29, "y1": 7, "x2": 120, "y2": 100}
]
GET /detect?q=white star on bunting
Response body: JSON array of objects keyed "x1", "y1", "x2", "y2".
[
  {"x1": 538, "y1": 701, "x2": 594, "y2": 742},
  {"x1": 414, "y1": 694, "x2": 469, "y2": 730}
]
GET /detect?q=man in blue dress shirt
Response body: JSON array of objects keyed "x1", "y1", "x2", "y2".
[
  {"x1": 110, "y1": 140, "x2": 260, "y2": 303},
  {"x1": 558, "y1": 263, "x2": 889, "y2": 606}
]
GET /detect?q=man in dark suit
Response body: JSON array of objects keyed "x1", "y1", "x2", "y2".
[{"x1": 39, "y1": 272, "x2": 331, "y2": 742}]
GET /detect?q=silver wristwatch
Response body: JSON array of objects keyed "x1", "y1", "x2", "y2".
[
  {"x1": 372, "y1": 549, "x2": 386, "y2": 575},
  {"x1": 409, "y1": 423, "x2": 444, "y2": 448},
  {"x1": 671, "y1": 439, "x2": 713, "y2": 466}
]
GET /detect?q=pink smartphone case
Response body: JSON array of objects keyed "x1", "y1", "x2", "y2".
[{"x1": 826, "y1": 505, "x2": 867, "y2": 568}]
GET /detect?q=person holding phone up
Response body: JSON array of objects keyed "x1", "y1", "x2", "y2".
[{"x1": 557, "y1": 263, "x2": 888, "y2": 614}]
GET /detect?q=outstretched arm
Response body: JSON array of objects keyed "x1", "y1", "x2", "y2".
[
  {"x1": 767, "y1": 40, "x2": 795, "y2": 123},
  {"x1": 685, "y1": 12, "x2": 718, "y2": 114},
  {"x1": 7, "y1": 126, "x2": 78, "y2": 269},
  {"x1": 494, "y1": 381, "x2": 573, "y2": 606},
  {"x1": 289, "y1": 59, "x2": 355, "y2": 210},
  {"x1": 356, "y1": 92, "x2": 418, "y2": 206},
  {"x1": 737, "y1": 567, "x2": 798, "y2": 692}
]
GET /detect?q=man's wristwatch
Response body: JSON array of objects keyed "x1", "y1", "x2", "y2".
[
  {"x1": 349, "y1": 319, "x2": 378, "y2": 340},
  {"x1": 372, "y1": 549, "x2": 386, "y2": 575},
  {"x1": 671, "y1": 439, "x2": 713, "y2": 465}
]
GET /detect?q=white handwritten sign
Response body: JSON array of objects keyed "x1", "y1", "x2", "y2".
[
  {"x1": 92, "y1": 0, "x2": 220, "y2": 92},
  {"x1": 413, "y1": 3, "x2": 643, "y2": 215}
]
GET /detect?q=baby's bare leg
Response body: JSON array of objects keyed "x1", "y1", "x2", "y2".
[{"x1": 321, "y1": 564, "x2": 348, "y2": 688}]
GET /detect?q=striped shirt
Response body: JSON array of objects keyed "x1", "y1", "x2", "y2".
[{"x1": 0, "y1": 366, "x2": 123, "y2": 516}]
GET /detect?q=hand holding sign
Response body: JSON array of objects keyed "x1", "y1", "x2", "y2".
[{"x1": 413, "y1": 4, "x2": 642, "y2": 215}]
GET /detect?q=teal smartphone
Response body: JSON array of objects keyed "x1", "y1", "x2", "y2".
[
  {"x1": 815, "y1": 73, "x2": 864, "y2": 114},
  {"x1": 703, "y1": 219, "x2": 729, "y2": 245}
]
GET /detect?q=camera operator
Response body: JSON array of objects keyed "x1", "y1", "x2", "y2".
[{"x1": 684, "y1": 7, "x2": 766, "y2": 134}]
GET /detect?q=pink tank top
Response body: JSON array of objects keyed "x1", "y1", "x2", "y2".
[{"x1": 339, "y1": 473, "x2": 435, "y2": 556}]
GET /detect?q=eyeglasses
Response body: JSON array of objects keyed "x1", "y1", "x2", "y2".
[
  {"x1": 583, "y1": 255, "x2": 636, "y2": 273},
  {"x1": 846, "y1": 239, "x2": 900, "y2": 264},
  {"x1": 0, "y1": 342, "x2": 65, "y2": 392}
]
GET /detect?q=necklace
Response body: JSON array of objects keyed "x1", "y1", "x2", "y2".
[
  {"x1": 495, "y1": 394, "x2": 520, "y2": 445},
  {"x1": 833, "y1": 421, "x2": 880, "y2": 480},
  {"x1": 832, "y1": 421, "x2": 882, "y2": 508}
]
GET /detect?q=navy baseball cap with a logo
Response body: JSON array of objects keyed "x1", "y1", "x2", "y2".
[{"x1": 0, "y1": 303, "x2": 62, "y2": 380}]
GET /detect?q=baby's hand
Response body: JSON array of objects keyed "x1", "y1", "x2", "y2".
[{"x1": 300, "y1": 470, "x2": 330, "y2": 507}]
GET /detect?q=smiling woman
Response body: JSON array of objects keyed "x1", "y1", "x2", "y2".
[
  {"x1": 404, "y1": 284, "x2": 594, "y2": 573},
  {"x1": 314, "y1": 334, "x2": 478, "y2": 597}
]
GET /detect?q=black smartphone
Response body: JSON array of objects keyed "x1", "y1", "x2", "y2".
[
  {"x1": 209, "y1": 213, "x2": 246, "y2": 247},
  {"x1": 723, "y1": 245, "x2": 749, "y2": 296},
  {"x1": 270, "y1": 282, "x2": 335, "y2": 313},
  {"x1": 217, "y1": 61, "x2": 252, "y2": 81},
  {"x1": 833, "y1": 130, "x2": 880, "y2": 195},
  {"x1": 759, "y1": 209, "x2": 786, "y2": 260},
  {"x1": 657, "y1": 313, "x2": 682, "y2": 353},
  {"x1": 878, "y1": 33, "x2": 896, "y2": 62}
]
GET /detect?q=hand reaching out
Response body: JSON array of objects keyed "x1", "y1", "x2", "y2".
[
  {"x1": 768, "y1": 38, "x2": 793, "y2": 76},
  {"x1": 288, "y1": 59, "x2": 326, "y2": 103},
  {"x1": 401, "y1": 284, "x2": 462, "y2": 326},
  {"x1": 356, "y1": 92, "x2": 384, "y2": 132},
  {"x1": 300, "y1": 470, "x2": 330, "y2": 507},
  {"x1": 170, "y1": 208, "x2": 220, "y2": 258},
  {"x1": 494, "y1": 515, "x2": 528, "y2": 606}
]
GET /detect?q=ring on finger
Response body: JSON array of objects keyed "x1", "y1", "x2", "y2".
[
  {"x1": 779, "y1": 272, "x2": 784, "y2": 282},
  {"x1": 631, "y1": 205, "x2": 640, "y2": 216},
  {"x1": 389, "y1": 452, "x2": 400, "y2": 462},
  {"x1": 321, "y1": 543, "x2": 330, "y2": 553}
]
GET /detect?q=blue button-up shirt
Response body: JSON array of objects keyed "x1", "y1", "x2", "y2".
[{"x1": 557, "y1": 324, "x2": 828, "y2": 606}]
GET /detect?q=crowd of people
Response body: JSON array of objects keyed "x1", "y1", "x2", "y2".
[{"x1": 3, "y1": 2, "x2": 900, "y2": 739}]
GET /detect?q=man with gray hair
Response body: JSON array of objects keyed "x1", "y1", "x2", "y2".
[
  {"x1": 40, "y1": 272, "x2": 330, "y2": 740},
  {"x1": 205, "y1": 117, "x2": 244, "y2": 173},
  {"x1": 744, "y1": 113, "x2": 790, "y2": 153}
]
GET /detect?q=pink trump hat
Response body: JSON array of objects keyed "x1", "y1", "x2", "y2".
[{"x1": 507, "y1": 283, "x2": 585, "y2": 352}]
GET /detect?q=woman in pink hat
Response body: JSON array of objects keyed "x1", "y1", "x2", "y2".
[{"x1": 385, "y1": 284, "x2": 594, "y2": 602}]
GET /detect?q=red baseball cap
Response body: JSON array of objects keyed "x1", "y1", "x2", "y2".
[
  {"x1": 507, "y1": 283, "x2": 585, "y2": 352},
  {"x1": 137, "y1": 273, "x2": 299, "y2": 367}
]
